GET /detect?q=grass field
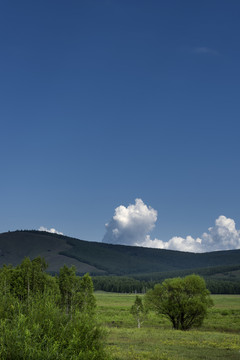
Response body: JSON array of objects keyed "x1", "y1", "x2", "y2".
[{"x1": 95, "y1": 292, "x2": 240, "y2": 360}]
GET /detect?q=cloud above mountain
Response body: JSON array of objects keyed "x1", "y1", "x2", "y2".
[
  {"x1": 102, "y1": 199, "x2": 240, "y2": 252},
  {"x1": 102, "y1": 199, "x2": 157, "y2": 246},
  {"x1": 38, "y1": 226, "x2": 63, "y2": 235}
]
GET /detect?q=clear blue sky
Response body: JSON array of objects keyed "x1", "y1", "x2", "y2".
[{"x1": 1, "y1": 0, "x2": 240, "y2": 247}]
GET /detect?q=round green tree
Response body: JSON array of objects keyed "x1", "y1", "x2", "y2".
[{"x1": 145, "y1": 274, "x2": 213, "y2": 330}]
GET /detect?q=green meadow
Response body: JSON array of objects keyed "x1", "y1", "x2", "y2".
[{"x1": 95, "y1": 292, "x2": 240, "y2": 360}]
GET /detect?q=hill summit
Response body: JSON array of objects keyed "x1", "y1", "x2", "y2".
[{"x1": 0, "y1": 230, "x2": 239, "y2": 276}]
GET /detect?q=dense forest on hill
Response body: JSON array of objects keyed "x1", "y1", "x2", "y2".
[
  {"x1": 60, "y1": 236, "x2": 240, "y2": 275},
  {"x1": 0, "y1": 230, "x2": 239, "y2": 294}
]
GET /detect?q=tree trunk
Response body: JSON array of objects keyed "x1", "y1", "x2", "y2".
[{"x1": 137, "y1": 318, "x2": 141, "y2": 329}]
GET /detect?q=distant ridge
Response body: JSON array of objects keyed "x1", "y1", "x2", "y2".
[
  {"x1": 0, "y1": 230, "x2": 239, "y2": 276},
  {"x1": 0, "y1": 230, "x2": 103, "y2": 274}
]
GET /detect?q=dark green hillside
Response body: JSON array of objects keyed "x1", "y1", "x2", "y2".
[
  {"x1": 60, "y1": 237, "x2": 240, "y2": 275},
  {"x1": 0, "y1": 231, "x2": 104, "y2": 274},
  {"x1": 132, "y1": 264, "x2": 240, "y2": 282},
  {"x1": 0, "y1": 230, "x2": 239, "y2": 277}
]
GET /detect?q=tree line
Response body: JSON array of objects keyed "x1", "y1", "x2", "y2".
[{"x1": 92, "y1": 274, "x2": 240, "y2": 294}]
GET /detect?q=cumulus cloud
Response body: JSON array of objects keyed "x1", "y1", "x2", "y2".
[
  {"x1": 38, "y1": 226, "x2": 63, "y2": 235},
  {"x1": 201, "y1": 216, "x2": 240, "y2": 252},
  {"x1": 102, "y1": 198, "x2": 157, "y2": 245},
  {"x1": 102, "y1": 199, "x2": 240, "y2": 253},
  {"x1": 139, "y1": 235, "x2": 203, "y2": 253}
]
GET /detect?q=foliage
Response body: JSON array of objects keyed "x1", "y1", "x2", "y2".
[
  {"x1": 58, "y1": 264, "x2": 77, "y2": 314},
  {"x1": 130, "y1": 296, "x2": 148, "y2": 328},
  {"x1": 0, "y1": 258, "x2": 108, "y2": 359},
  {"x1": 145, "y1": 275, "x2": 213, "y2": 330},
  {"x1": 93, "y1": 275, "x2": 148, "y2": 293},
  {"x1": 0, "y1": 297, "x2": 106, "y2": 359},
  {"x1": 78, "y1": 273, "x2": 96, "y2": 313}
]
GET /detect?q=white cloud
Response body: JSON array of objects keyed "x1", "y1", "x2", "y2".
[
  {"x1": 102, "y1": 199, "x2": 240, "y2": 253},
  {"x1": 138, "y1": 235, "x2": 203, "y2": 253},
  {"x1": 102, "y1": 198, "x2": 157, "y2": 245},
  {"x1": 201, "y1": 215, "x2": 240, "y2": 251},
  {"x1": 38, "y1": 226, "x2": 63, "y2": 235}
]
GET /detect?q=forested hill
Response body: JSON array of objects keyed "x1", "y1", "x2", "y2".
[{"x1": 0, "y1": 230, "x2": 239, "y2": 276}]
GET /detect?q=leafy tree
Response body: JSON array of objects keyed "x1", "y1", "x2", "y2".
[
  {"x1": 0, "y1": 294, "x2": 107, "y2": 360},
  {"x1": 130, "y1": 295, "x2": 148, "y2": 328},
  {"x1": 145, "y1": 274, "x2": 213, "y2": 330},
  {"x1": 0, "y1": 265, "x2": 12, "y2": 296},
  {"x1": 9, "y1": 257, "x2": 49, "y2": 302},
  {"x1": 0, "y1": 259, "x2": 108, "y2": 359},
  {"x1": 58, "y1": 266, "x2": 96, "y2": 316},
  {"x1": 77, "y1": 273, "x2": 96, "y2": 314},
  {"x1": 31, "y1": 256, "x2": 48, "y2": 293},
  {"x1": 58, "y1": 265, "x2": 77, "y2": 315},
  {"x1": 18, "y1": 257, "x2": 32, "y2": 301}
]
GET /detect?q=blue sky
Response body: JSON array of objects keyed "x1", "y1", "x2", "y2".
[{"x1": 1, "y1": 1, "x2": 240, "y2": 251}]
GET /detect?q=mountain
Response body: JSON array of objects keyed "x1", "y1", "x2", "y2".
[{"x1": 0, "y1": 230, "x2": 239, "y2": 276}]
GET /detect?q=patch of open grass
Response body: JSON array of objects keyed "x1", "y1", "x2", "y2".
[
  {"x1": 211, "y1": 295, "x2": 240, "y2": 309},
  {"x1": 95, "y1": 292, "x2": 240, "y2": 360},
  {"x1": 106, "y1": 328, "x2": 240, "y2": 360}
]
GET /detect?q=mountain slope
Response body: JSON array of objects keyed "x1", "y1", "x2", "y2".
[
  {"x1": 0, "y1": 230, "x2": 239, "y2": 275},
  {"x1": 0, "y1": 231, "x2": 103, "y2": 274}
]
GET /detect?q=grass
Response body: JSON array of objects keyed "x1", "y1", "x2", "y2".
[
  {"x1": 95, "y1": 292, "x2": 240, "y2": 360},
  {"x1": 211, "y1": 295, "x2": 240, "y2": 309}
]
